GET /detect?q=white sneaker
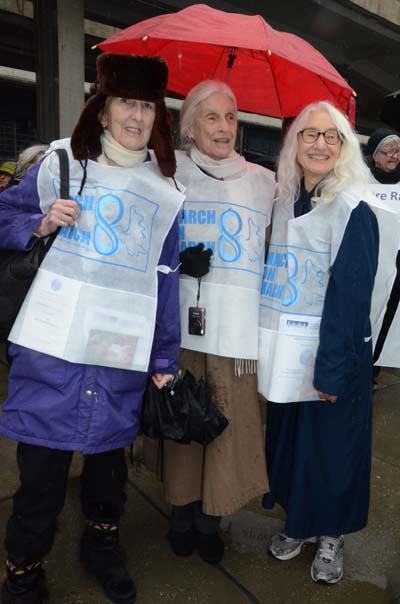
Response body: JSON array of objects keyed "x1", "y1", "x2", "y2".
[
  {"x1": 269, "y1": 532, "x2": 317, "y2": 561},
  {"x1": 311, "y1": 535, "x2": 344, "y2": 584}
]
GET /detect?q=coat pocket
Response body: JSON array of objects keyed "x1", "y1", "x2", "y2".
[{"x1": 9, "y1": 345, "x2": 67, "y2": 390}]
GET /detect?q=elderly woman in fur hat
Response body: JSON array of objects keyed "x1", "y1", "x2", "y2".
[{"x1": 0, "y1": 53, "x2": 183, "y2": 604}]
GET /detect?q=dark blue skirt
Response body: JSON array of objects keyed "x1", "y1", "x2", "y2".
[{"x1": 263, "y1": 373, "x2": 373, "y2": 539}]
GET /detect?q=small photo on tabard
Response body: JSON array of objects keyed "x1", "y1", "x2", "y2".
[{"x1": 86, "y1": 329, "x2": 137, "y2": 366}]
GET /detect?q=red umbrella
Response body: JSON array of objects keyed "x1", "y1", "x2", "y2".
[{"x1": 97, "y1": 3, "x2": 355, "y2": 122}]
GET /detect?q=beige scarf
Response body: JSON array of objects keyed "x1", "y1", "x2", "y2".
[{"x1": 98, "y1": 129, "x2": 148, "y2": 167}]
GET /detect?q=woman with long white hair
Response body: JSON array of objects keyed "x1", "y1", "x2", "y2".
[{"x1": 259, "y1": 101, "x2": 379, "y2": 584}]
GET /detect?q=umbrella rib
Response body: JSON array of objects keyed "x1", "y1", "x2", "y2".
[
  {"x1": 212, "y1": 47, "x2": 235, "y2": 81},
  {"x1": 258, "y1": 15, "x2": 284, "y2": 118},
  {"x1": 264, "y1": 51, "x2": 283, "y2": 119}
]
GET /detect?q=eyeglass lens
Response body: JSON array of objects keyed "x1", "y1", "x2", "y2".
[
  {"x1": 300, "y1": 128, "x2": 340, "y2": 145},
  {"x1": 380, "y1": 148, "x2": 400, "y2": 157}
]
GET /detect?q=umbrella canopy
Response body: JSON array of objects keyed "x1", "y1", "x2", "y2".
[{"x1": 98, "y1": 3, "x2": 355, "y2": 121}]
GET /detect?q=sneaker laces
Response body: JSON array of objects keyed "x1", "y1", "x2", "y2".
[{"x1": 318, "y1": 536, "x2": 341, "y2": 563}]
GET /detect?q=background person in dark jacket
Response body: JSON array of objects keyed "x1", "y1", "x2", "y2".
[
  {"x1": 365, "y1": 127, "x2": 400, "y2": 185},
  {"x1": 365, "y1": 128, "x2": 400, "y2": 380},
  {"x1": 0, "y1": 53, "x2": 182, "y2": 604}
]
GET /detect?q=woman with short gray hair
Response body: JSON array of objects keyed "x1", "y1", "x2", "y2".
[
  {"x1": 148, "y1": 79, "x2": 275, "y2": 564},
  {"x1": 13, "y1": 144, "x2": 49, "y2": 183}
]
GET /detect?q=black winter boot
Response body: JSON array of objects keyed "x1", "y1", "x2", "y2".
[
  {"x1": 1, "y1": 562, "x2": 49, "y2": 603},
  {"x1": 196, "y1": 531, "x2": 225, "y2": 564},
  {"x1": 80, "y1": 522, "x2": 136, "y2": 604}
]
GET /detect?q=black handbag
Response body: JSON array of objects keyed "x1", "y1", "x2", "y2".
[
  {"x1": 0, "y1": 148, "x2": 69, "y2": 342},
  {"x1": 141, "y1": 369, "x2": 229, "y2": 445}
]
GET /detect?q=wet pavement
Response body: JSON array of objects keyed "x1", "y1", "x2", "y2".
[{"x1": 0, "y1": 344, "x2": 399, "y2": 604}]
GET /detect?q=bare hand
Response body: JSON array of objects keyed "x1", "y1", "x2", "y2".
[
  {"x1": 152, "y1": 373, "x2": 174, "y2": 390},
  {"x1": 34, "y1": 199, "x2": 80, "y2": 237},
  {"x1": 317, "y1": 390, "x2": 338, "y2": 404}
]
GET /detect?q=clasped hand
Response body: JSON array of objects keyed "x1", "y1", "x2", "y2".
[
  {"x1": 152, "y1": 374, "x2": 174, "y2": 390},
  {"x1": 35, "y1": 198, "x2": 81, "y2": 238},
  {"x1": 317, "y1": 390, "x2": 338, "y2": 404}
]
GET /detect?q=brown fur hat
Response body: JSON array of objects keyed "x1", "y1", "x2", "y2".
[{"x1": 70, "y1": 53, "x2": 176, "y2": 177}]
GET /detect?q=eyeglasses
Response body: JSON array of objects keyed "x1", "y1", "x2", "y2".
[
  {"x1": 298, "y1": 128, "x2": 342, "y2": 145},
  {"x1": 379, "y1": 149, "x2": 400, "y2": 157}
]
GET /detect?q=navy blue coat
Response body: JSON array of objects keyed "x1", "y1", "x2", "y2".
[{"x1": 263, "y1": 191, "x2": 379, "y2": 538}]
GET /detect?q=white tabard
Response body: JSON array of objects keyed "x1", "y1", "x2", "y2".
[
  {"x1": 9, "y1": 139, "x2": 184, "y2": 371},
  {"x1": 257, "y1": 188, "x2": 396, "y2": 403},
  {"x1": 368, "y1": 182, "x2": 400, "y2": 367},
  {"x1": 176, "y1": 151, "x2": 275, "y2": 359}
]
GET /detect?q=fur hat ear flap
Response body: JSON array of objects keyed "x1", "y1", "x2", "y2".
[
  {"x1": 71, "y1": 92, "x2": 107, "y2": 160},
  {"x1": 149, "y1": 101, "x2": 176, "y2": 177}
]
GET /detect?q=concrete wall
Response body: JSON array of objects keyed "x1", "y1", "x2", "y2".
[{"x1": 350, "y1": 0, "x2": 400, "y2": 25}]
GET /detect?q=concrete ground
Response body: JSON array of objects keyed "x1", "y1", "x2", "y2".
[{"x1": 0, "y1": 344, "x2": 399, "y2": 604}]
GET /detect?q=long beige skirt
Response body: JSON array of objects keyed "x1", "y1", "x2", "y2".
[{"x1": 144, "y1": 349, "x2": 269, "y2": 517}]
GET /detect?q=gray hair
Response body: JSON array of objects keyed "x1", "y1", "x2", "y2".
[
  {"x1": 14, "y1": 144, "x2": 49, "y2": 181},
  {"x1": 277, "y1": 101, "x2": 369, "y2": 205},
  {"x1": 372, "y1": 134, "x2": 400, "y2": 159},
  {"x1": 179, "y1": 80, "x2": 237, "y2": 149}
]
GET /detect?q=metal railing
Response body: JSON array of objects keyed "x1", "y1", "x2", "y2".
[{"x1": 0, "y1": 121, "x2": 38, "y2": 161}]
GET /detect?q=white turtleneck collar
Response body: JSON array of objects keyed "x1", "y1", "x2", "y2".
[{"x1": 98, "y1": 129, "x2": 148, "y2": 167}]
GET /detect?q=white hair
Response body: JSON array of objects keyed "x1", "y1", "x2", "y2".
[
  {"x1": 14, "y1": 144, "x2": 49, "y2": 181},
  {"x1": 179, "y1": 80, "x2": 237, "y2": 149},
  {"x1": 277, "y1": 101, "x2": 370, "y2": 205}
]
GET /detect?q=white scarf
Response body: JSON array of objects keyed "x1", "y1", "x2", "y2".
[
  {"x1": 98, "y1": 129, "x2": 148, "y2": 167},
  {"x1": 189, "y1": 144, "x2": 247, "y2": 180}
]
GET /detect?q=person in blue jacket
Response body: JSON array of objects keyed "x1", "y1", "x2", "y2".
[
  {"x1": 0, "y1": 53, "x2": 182, "y2": 604},
  {"x1": 262, "y1": 101, "x2": 379, "y2": 584}
]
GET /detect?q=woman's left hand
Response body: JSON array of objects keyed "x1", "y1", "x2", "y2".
[
  {"x1": 152, "y1": 373, "x2": 174, "y2": 390},
  {"x1": 317, "y1": 390, "x2": 338, "y2": 404}
]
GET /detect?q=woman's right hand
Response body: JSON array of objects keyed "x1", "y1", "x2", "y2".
[
  {"x1": 34, "y1": 199, "x2": 80, "y2": 237},
  {"x1": 317, "y1": 390, "x2": 338, "y2": 404}
]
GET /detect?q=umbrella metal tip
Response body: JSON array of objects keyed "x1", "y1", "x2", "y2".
[
  {"x1": 91, "y1": 44, "x2": 97, "y2": 50},
  {"x1": 142, "y1": 35, "x2": 149, "y2": 41}
]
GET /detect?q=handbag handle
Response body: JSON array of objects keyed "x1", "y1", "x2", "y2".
[
  {"x1": 43, "y1": 148, "x2": 70, "y2": 251},
  {"x1": 55, "y1": 147, "x2": 70, "y2": 200}
]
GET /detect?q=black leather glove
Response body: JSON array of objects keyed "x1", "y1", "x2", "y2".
[{"x1": 179, "y1": 243, "x2": 213, "y2": 277}]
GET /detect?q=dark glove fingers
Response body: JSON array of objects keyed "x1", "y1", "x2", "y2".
[{"x1": 188, "y1": 243, "x2": 205, "y2": 255}]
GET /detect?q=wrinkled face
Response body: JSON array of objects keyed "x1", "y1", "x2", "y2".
[
  {"x1": 374, "y1": 140, "x2": 400, "y2": 173},
  {"x1": 102, "y1": 97, "x2": 156, "y2": 151},
  {"x1": 0, "y1": 172, "x2": 11, "y2": 189},
  {"x1": 188, "y1": 92, "x2": 237, "y2": 160},
  {"x1": 296, "y1": 109, "x2": 342, "y2": 190}
]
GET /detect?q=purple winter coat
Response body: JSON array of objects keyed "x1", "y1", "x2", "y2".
[{"x1": 0, "y1": 158, "x2": 181, "y2": 454}]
